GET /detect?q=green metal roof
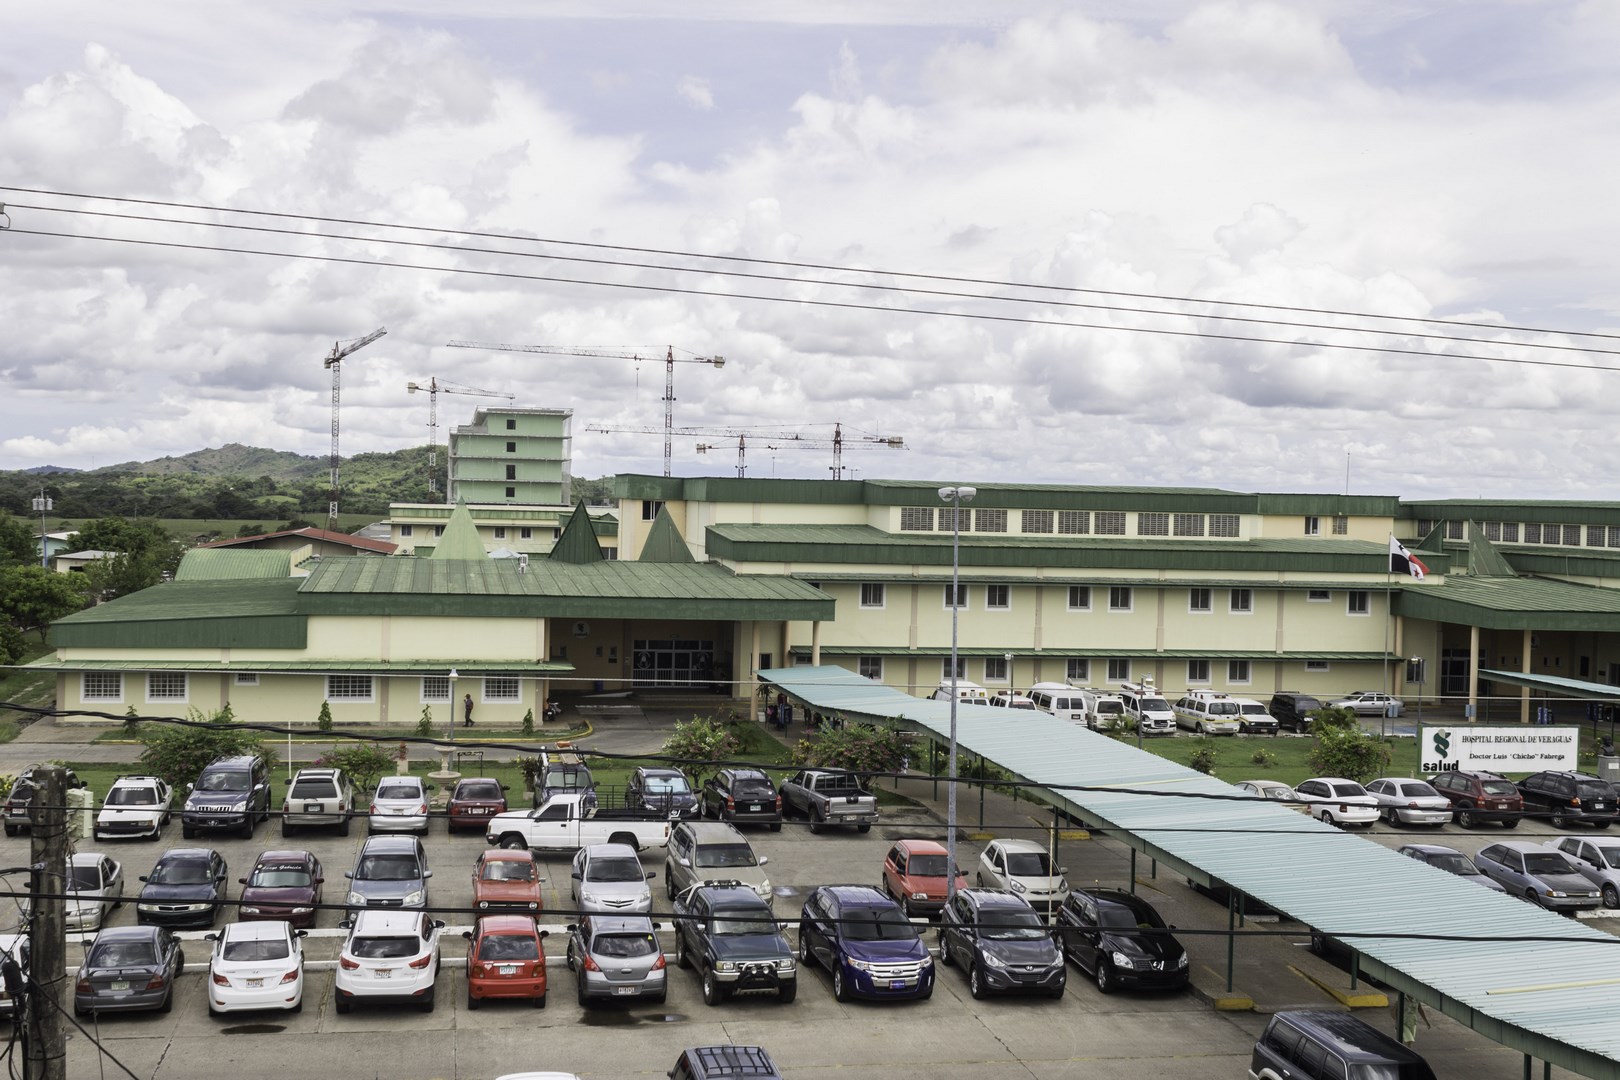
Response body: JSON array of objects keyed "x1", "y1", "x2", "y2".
[
  {"x1": 48, "y1": 580, "x2": 307, "y2": 649},
  {"x1": 296, "y1": 558, "x2": 834, "y2": 620},
  {"x1": 1465, "y1": 528, "x2": 1518, "y2": 578},
  {"x1": 22, "y1": 658, "x2": 573, "y2": 675},
  {"x1": 549, "y1": 502, "x2": 604, "y2": 564},
  {"x1": 798, "y1": 573, "x2": 1400, "y2": 591},
  {"x1": 787, "y1": 646, "x2": 1392, "y2": 660},
  {"x1": 757, "y1": 665, "x2": 1620, "y2": 1078},
  {"x1": 175, "y1": 549, "x2": 292, "y2": 581},
  {"x1": 1402, "y1": 499, "x2": 1620, "y2": 525},
  {"x1": 1478, "y1": 669, "x2": 1620, "y2": 701},
  {"x1": 1395, "y1": 576, "x2": 1620, "y2": 631},
  {"x1": 429, "y1": 500, "x2": 490, "y2": 561},
  {"x1": 638, "y1": 506, "x2": 695, "y2": 563}
]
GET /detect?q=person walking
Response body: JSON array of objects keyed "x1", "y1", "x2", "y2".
[{"x1": 463, "y1": 693, "x2": 475, "y2": 727}]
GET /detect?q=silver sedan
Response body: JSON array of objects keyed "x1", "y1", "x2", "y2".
[
  {"x1": 1365, "y1": 778, "x2": 1452, "y2": 826},
  {"x1": 565, "y1": 915, "x2": 667, "y2": 1006},
  {"x1": 1547, "y1": 836, "x2": 1620, "y2": 908}
]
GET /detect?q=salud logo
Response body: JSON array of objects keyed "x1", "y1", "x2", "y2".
[
  {"x1": 1431, "y1": 729, "x2": 1450, "y2": 761},
  {"x1": 1421, "y1": 728, "x2": 1458, "y2": 773}
]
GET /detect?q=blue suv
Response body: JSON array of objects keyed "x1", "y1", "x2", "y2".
[{"x1": 797, "y1": 885, "x2": 933, "y2": 1002}]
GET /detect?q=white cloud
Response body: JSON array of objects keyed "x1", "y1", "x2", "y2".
[{"x1": 676, "y1": 75, "x2": 715, "y2": 111}]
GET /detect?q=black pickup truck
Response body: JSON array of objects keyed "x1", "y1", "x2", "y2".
[{"x1": 671, "y1": 882, "x2": 797, "y2": 1006}]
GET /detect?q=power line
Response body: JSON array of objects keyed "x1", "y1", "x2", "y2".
[
  {"x1": 5, "y1": 184, "x2": 1617, "y2": 345},
  {"x1": 8, "y1": 226, "x2": 1617, "y2": 373}
]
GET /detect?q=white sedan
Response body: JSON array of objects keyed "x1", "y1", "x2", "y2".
[
  {"x1": 1329, "y1": 691, "x2": 1404, "y2": 717},
  {"x1": 1294, "y1": 777, "x2": 1380, "y2": 828},
  {"x1": 1234, "y1": 780, "x2": 1306, "y2": 813},
  {"x1": 1365, "y1": 778, "x2": 1452, "y2": 826},
  {"x1": 206, "y1": 920, "x2": 305, "y2": 1016},
  {"x1": 335, "y1": 910, "x2": 442, "y2": 1013}
]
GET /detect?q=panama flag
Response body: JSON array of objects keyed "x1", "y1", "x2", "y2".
[{"x1": 1389, "y1": 535, "x2": 1429, "y2": 580}]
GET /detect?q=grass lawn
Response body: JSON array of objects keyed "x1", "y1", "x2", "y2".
[{"x1": 0, "y1": 639, "x2": 54, "y2": 744}]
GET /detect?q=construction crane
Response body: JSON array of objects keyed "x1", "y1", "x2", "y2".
[
  {"x1": 446, "y1": 341, "x2": 724, "y2": 476},
  {"x1": 590, "y1": 422, "x2": 903, "y2": 479},
  {"x1": 323, "y1": 327, "x2": 386, "y2": 531},
  {"x1": 406, "y1": 377, "x2": 516, "y2": 500}
]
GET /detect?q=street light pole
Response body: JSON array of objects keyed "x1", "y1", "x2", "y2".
[
  {"x1": 939, "y1": 485, "x2": 975, "y2": 901},
  {"x1": 31, "y1": 489, "x2": 51, "y2": 569}
]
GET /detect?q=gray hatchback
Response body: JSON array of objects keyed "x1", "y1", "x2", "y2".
[
  {"x1": 75, "y1": 924, "x2": 186, "y2": 1015},
  {"x1": 344, "y1": 835, "x2": 432, "y2": 918},
  {"x1": 566, "y1": 914, "x2": 667, "y2": 1005}
]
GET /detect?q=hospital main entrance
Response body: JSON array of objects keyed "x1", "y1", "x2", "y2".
[{"x1": 631, "y1": 638, "x2": 717, "y2": 688}]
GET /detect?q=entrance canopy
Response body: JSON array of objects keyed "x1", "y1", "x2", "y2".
[{"x1": 1481, "y1": 669, "x2": 1620, "y2": 702}]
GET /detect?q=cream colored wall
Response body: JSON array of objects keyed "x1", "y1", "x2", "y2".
[
  {"x1": 1255, "y1": 514, "x2": 1394, "y2": 540},
  {"x1": 305, "y1": 616, "x2": 545, "y2": 662}
]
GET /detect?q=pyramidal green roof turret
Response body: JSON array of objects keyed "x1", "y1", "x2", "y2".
[
  {"x1": 549, "y1": 501, "x2": 605, "y2": 564},
  {"x1": 1465, "y1": 521, "x2": 1518, "y2": 578},
  {"x1": 428, "y1": 500, "x2": 490, "y2": 561},
  {"x1": 638, "y1": 505, "x2": 694, "y2": 563}
]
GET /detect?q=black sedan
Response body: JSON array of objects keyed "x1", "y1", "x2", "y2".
[
  {"x1": 938, "y1": 888, "x2": 1065, "y2": 1000},
  {"x1": 1054, "y1": 889, "x2": 1188, "y2": 994},
  {"x1": 74, "y1": 925, "x2": 186, "y2": 1015},
  {"x1": 136, "y1": 848, "x2": 229, "y2": 928}
]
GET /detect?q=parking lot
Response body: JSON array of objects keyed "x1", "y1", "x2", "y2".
[{"x1": 0, "y1": 750, "x2": 1601, "y2": 1080}]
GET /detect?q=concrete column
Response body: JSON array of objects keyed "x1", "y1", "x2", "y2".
[
  {"x1": 1522, "y1": 627, "x2": 1533, "y2": 724},
  {"x1": 1394, "y1": 614, "x2": 1404, "y2": 657},
  {"x1": 810, "y1": 621, "x2": 822, "y2": 666},
  {"x1": 749, "y1": 621, "x2": 761, "y2": 718},
  {"x1": 781, "y1": 620, "x2": 791, "y2": 666},
  {"x1": 1468, "y1": 624, "x2": 1481, "y2": 719}
]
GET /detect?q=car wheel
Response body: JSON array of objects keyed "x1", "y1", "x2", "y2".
[
  {"x1": 1526, "y1": 888, "x2": 1542, "y2": 907},
  {"x1": 576, "y1": 976, "x2": 590, "y2": 1008},
  {"x1": 1049, "y1": 984, "x2": 1065, "y2": 1000},
  {"x1": 975, "y1": 872, "x2": 985, "y2": 887},
  {"x1": 649, "y1": 991, "x2": 666, "y2": 1006},
  {"x1": 181, "y1": 824, "x2": 195, "y2": 840},
  {"x1": 1095, "y1": 961, "x2": 1114, "y2": 994},
  {"x1": 534, "y1": 991, "x2": 546, "y2": 1010},
  {"x1": 770, "y1": 822, "x2": 782, "y2": 833},
  {"x1": 1381, "y1": 808, "x2": 1395, "y2": 825},
  {"x1": 339, "y1": 814, "x2": 350, "y2": 837},
  {"x1": 1197, "y1": 722, "x2": 1207, "y2": 735},
  {"x1": 968, "y1": 963, "x2": 987, "y2": 1000},
  {"x1": 665, "y1": 866, "x2": 675, "y2": 900},
  {"x1": 335, "y1": 995, "x2": 351, "y2": 1015},
  {"x1": 938, "y1": 931, "x2": 953, "y2": 967},
  {"x1": 466, "y1": 981, "x2": 480, "y2": 1010},
  {"x1": 778, "y1": 979, "x2": 796, "y2": 1004},
  {"x1": 208, "y1": 998, "x2": 220, "y2": 1018},
  {"x1": 160, "y1": 987, "x2": 173, "y2": 1014},
  {"x1": 1309, "y1": 932, "x2": 1327, "y2": 956},
  {"x1": 832, "y1": 965, "x2": 850, "y2": 1003},
  {"x1": 1456, "y1": 807, "x2": 1476, "y2": 828},
  {"x1": 857, "y1": 823, "x2": 871, "y2": 834},
  {"x1": 798, "y1": 931, "x2": 815, "y2": 969},
  {"x1": 808, "y1": 810, "x2": 823, "y2": 835},
  {"x1": 290, "y1": 995, "x2": 302, "y2": 1015},
  {"x1": 281, "y1": 820, "x2": 293, "y2": 838},
  {"x1": 498, "y1": 834, "x2": 527, "y2": 851},
  {"x1": 701, "y1": 966, "x2": 725, "y2": 1007},
  {"x1": 674, "y1": 933, "x2": 689, "y2": 969},
  {"x1": 1552, "y1": 809, "x2": 1568, "y2": 829},
  {"x1": 1502, "y1": 816, "x2": 1521, "y2": 830},
  {"x1": 419, "y1": 985, "x2": 436, "y2": 1013},
  {"x1": 240, "y1": 815, "x2": 254, "y2": 840},
  {"x1": 1603, "y1": 884, "x2": 1619, "y2": 908},
  {"x1": 565, "y1": 943, "x2": 576, "y2": 972}
]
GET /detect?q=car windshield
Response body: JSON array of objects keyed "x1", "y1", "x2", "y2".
[
  {"x1": 481, "y1": 860, "x2": 535, "y2": 882},
  {"x1": 1428, "y1": 853, "x2": 1480, "y2": 876},
  {"x1": 979, "y1": 909, "x2": 1050, "y2": 940},
  {"x1": 1295, "y1": 698, "x2": 1321, "y2": 711},
  {"x1": 594, "y1": 933, "x2": 658, "y2": 958},
  {"x1": 196, "y1": 770, "x2": 248, "y2": 793},
  {"x1": 544, "y1": 770, "x2": 590, "y2": 791},
  {"x1": 106, "y1": 787, "x2": 157, "y2": 806},
  {"x1": 1400, "y1": 782, "x2": 1440, "y2": 798},
  {"x1": 457, "y1": 781, "x2": 503, "y2": 800},
  {"x1": 375, "y1": 781, "x2": 421, "y2": 800},
  {"x1": 586, "y1": 857, "x2": 644, "y2": 883},
  {"x1": 222, "y1": 938, "x2": 290, "y2": 962},
  {"x1": 1240, "y1": 704, "x2": 1268, "y2": 715},
  {"x1": 1004, "y1": 852, "x2": 1053, "y2": 877},
  {"x1": 249, "y1": 867, "x2": 312, "y2": 888},
  {"x1": 149, "y1": 861, "x2": 213, "y2": 885},
  {"x1": 907, "y1": 855, "x2": 954, "y2": 877},
  {"x1": 841, "y1": 908, "x2": 918, "y2": 941},
  {"x1": 732, "y1": 780, "x2": 775, "y2": 798},
  {"x1": 695, "y1": 843, "x2": 758, "y2": 870},
  {"x1": 1351, "y1": 1063, "x2": 1439, "y2": 1080},
  {"x1": 1141, "y1": 698, "x2": 1169, "y2": 712},
  {"x1": 477, "y1": 935, "x2": 539, "y2": 961},
  {"x1": 68, "y1": 866, "x2": 101, "y2": 890},
  {"x1": 1330, "y1": 782, "x2": 1368, "y2": 797},
  {"x1": 1524, "y1": 854, "x2": 1572, "y2": 875},
  {"x1": 641, "y1": 775, "x2": 690, "y2": 794},
  {"x1": 289, "y1": 780, "x2": 337, "y2": 799},
  {"x1": 88, "y1": 941, "x2": 156, "y2": 967},
  {"x1": 1255, "y1": 785, "x2": 1293, "y2": 800},
  {"x1": 1098, "y1": 903, "x2": 1166, "y2": 930},
  {"x1": 1481, "y1": 780, "x2": 1518, "y2": 796},
  {"x1": 1602, "y1": 848, "x2": 1620, "y2": 869},
  {"x1": 350, "y1": 936, "x2": 419, "y2": 960},
  {"x1": 711, "y1": 911, "x2": 779, "y2": 936},
  {"x1": 356, "y1": 855, "x2": 420, "y2": 881}
]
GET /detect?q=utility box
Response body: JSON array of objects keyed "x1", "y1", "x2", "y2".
[
  {"x1": 1599, "y1": 756, "x2": 1620, "y2": 784},
  {"x1": 65, "y1": 787, "x2": 95, "y2": 840}
]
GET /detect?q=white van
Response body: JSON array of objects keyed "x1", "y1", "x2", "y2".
[
  {"x1": 1074, "y1": 687, "x2": 1128, "y2": 731},
  {"x1": 931, "y1": 680, "x2": 990, "y2": 704},
  {"x1": 1118, "y1": 679, "x2": 1177, "y2": 736},
  {"x1": 1027, "y1": 683, "x2": 1088, "y2": 725}
]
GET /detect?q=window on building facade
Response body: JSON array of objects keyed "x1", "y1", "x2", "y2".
[
  {"x1": 1230, "y1": 588, "x2": 1253, "y2": 613},
  {"x1": 1332, "y1": 515, "x2": 1348, "y2": 535},
  {"x1": 82, "y1": 672, "x2": 122, "y2": 702},
  {"x1": 520, "y1": 527, "x2": 532, "y2": 539},
  {"x1": 858, "y1": 657, "x2": 883, "y2": 681},
  {"x1": 1022, "y1": 510, "x2": 1054, "y2": 534},
  {"x1": 944, "y1": 584, "x2": 967, "y2": 609},
  {"x1": 1209, "y1": 513, "x2": 1240, "y2": 538},
  {"x1": 860, "y1": 583, "x2": 885, "y2": 608},
  {"x1": 940, "y1": 506, "x2": 969, "y2": 532},
  {"x1": 1307, "y1": 589, "x2": 1331, "y2": 602},
  {"x1": 1347, "y1": 591, "x2": 1370, "y2": 615},
  {"x1": 1525, "y1": 523, "x2": 1541, "y2": 543},
  {"x1": 1303, "y1": 516, "x2": 1320, "y2": 535},
  {"x1": 400, "y1": 524, "x2": 413, "y2": 537},
  {"x1": 942, "y1": 657, "x2": 966, "y2": 680},
  {"x1": 1502, "y1": 522, "x2": 1519, "y2": 542},
  {"x1": 1405, "y1": 658, "x2": 1425, "y2": 684},
  {"x1": 484, "y1": 677, "x2": 521, "y2": 702},
  {"x1": 974, "y1": 508, "x2": 1008, "y2": 532},
  {"x1": 900, "y1": 507, "x2": 934, "y2": 531},
  {"x1": 1484, "y1": 521, "x2": 1502, "y2": 541},
  {"x1": 641, "y1": 501, "x2": 664, "y2": 520},
  {"x1": 146, "y1": 672, "x2": 187, "y2": 702},
  {"x1": 1445, "y1": 520, "x2": 1465, "y2": 540},
  {"x1": 327, "y1": 675, "x2": 373, "y2": 701},
  {"x1": 603, "y1": 547, "x2": 618, "y2": 560},
  {"x1": 1305, "y1": 660, "x2": 1330, "y2": 673},
  {"x1": 1066, "y1": 658, "x2": 1089, "y2": 682},
  {"x1": 1415, "y1": 519, "x2": 1435, "y2": 536},
  {"x1": 433, "y1": 525, "x2": 444, "y2": 537},
  {"x1": 984, "y1": 657, "x2": 1008, "y2": 682},
  {"x1": 1107, "y1": 658, "x2": 1130, "y2": 681},
  {"x1": 422, "y1": 676, "x2": 450, "y2": 702},
  {"x1": 985, "y1": 584, "x2": 1010, "y2": 609},
  {"x1": 1058, "y1": 510, "x2": 1091, "y2": 535},
  {"x1": 1173, "y1": 513, "x2": 1205, "y2": 537},
  {"x1": 1189, "y1": 588, "x2": 1212, "y2": 613},
  {"x1": 1137, "y1": 512, "x2": 1170, "y2": 536},
  {"x1": 1590, "y1": 525, "x2": 1607, "y2": 547},
  {"x1": 234, "y1": 673, "x2": 258, "y2": 686},
  {"x1": 1095, "y1": 511, "x2": 1126, "y2": 535},
  {"x1": 506, "y1": 418, "x2": 516, "y2": 430},
  {"x1": 1068, "y1": 585, "x2": 1091, "y2": 611},
  {"x1": 1109, "y1": 586, "x2": 1132, "y2": 612},
  {"x1": 493, "y1": 527, "x2": 506, "y2": 539},
  {"x1": 1228, "y1": 660, "x2": 1251, "y2": 683},
  {"x1": 505, "y1": 465, "x2": 517, "y2": 480},
  {"x1": 505, "y1": 487, "x2": 515, "y2": 498},
  {"x1": 1187, "y1": 659, "x2": 1210, "y2": 683},
  {"x1": 1610, "y1": 526, "x2": 1620, "y2": 549},
  {"x1": 1565, "y1": 525, "x2": 1584, "y2": 545}
]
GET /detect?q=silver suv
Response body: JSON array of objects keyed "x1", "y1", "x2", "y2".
[
  {"x1": 281, "y1": 768, "x2": 356, "y2": 837},
  {"x1": 664, "y1": 821, "x2": 771, "y2": 902},
  {"x1": 572, "y1": 843, "x2": 655, "y2": 914}
]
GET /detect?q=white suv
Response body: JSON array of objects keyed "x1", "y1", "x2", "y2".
[
  {"x1": 95, "y1": 776, "x2": 172, "y2": 841},
  {"x1": 334, "y1": 909, "x2": 443, "y2": 1014},
  {"x1": 282, "y1": 768, "x2": 356, "y2": 837},
  {"x1": 976, "y1": 838, "x2": 1068, "y2": 914}
]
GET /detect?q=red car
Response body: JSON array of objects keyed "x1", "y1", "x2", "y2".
[
  {"x1": 447, "y1": 778, "x2": 509, "y2": 832},
  {"x1": 881, "y1": 839, "x2": 968, "y2": 918},
  {"x1": 471, "y1": 849, "x2": 543, "y2": 915},
  {"x1": 237, "y1": 849, "x2": 324, "y2": 929},
  {"x1": 462, "y1": 915, "x2": 548, "y2": 1009}
]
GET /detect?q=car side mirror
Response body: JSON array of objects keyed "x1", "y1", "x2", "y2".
[
  {"x1": 759, "y1": 856, "x2": 769, "y2": 866},
  {"x1": 432, "y1": 920, "x2": 445, "y2": 930},
  {"x1": 138, "y1": 876, "x2": 148, "y2": 883},
  {"x1": 337, "y1": 919, "x2": 352, "y2": 930},
  {"x1": 646, "y1": 871, "x2": 656, "y2": 880},
  {"x1": 216, "y1": 874, "x2": 227, "y2": 882},
  {"x1": 676, "y1": 857, "x2": 689, "y2": 867},
  {"x1": 501, "y1": 785, "x2": 510, "y2": 792},
  {"x1": 538, "y1": 929, "x2": 549, "y2": 939},
  {"x1": 425, "y1": 784, "x2": 436, "y2": 792},
  {"x1": 778, "y1": 921, "x2": 790, "y2": 931},
  {"x1": 1059, "y1": 867, "x2": 1069, "y2": 875},
  {"x1": 315, "y1": 877, "x2": 325, "y2": 885},
  {"x1": 185, "y1": 784, "x2": 194, "y2": 793},
  {"x1": 423, "y1": 870, "x2": 433, "y2": 878},
  {"x1": 237, "y1": 878, "x2": 247, "y2": 885},
  {"x1": 203, "y1": 933, "x2": 218, "y2": 941},
  {"x1": 461, "y1": 931, "x2": 472, "y2": 940},
  {"x1": 344, "y1": 871, "x2": 353, "y2": 879}
]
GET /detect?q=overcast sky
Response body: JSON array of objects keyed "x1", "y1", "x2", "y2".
[{"x1": 3, "y1": 2, "x2": 1617, "y2": 499}]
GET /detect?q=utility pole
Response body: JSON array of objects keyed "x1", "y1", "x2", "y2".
[{"x1": 27, "y1": 766, "x2": 67, "y2": 1080}]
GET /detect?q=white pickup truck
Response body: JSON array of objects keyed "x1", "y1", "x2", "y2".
[
  {"x1": 780, "y1": 769, "x2": 879, "y2": 834},
  {"x1": 485, "y1": 793, "x2": 672, "y2": 853}
]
